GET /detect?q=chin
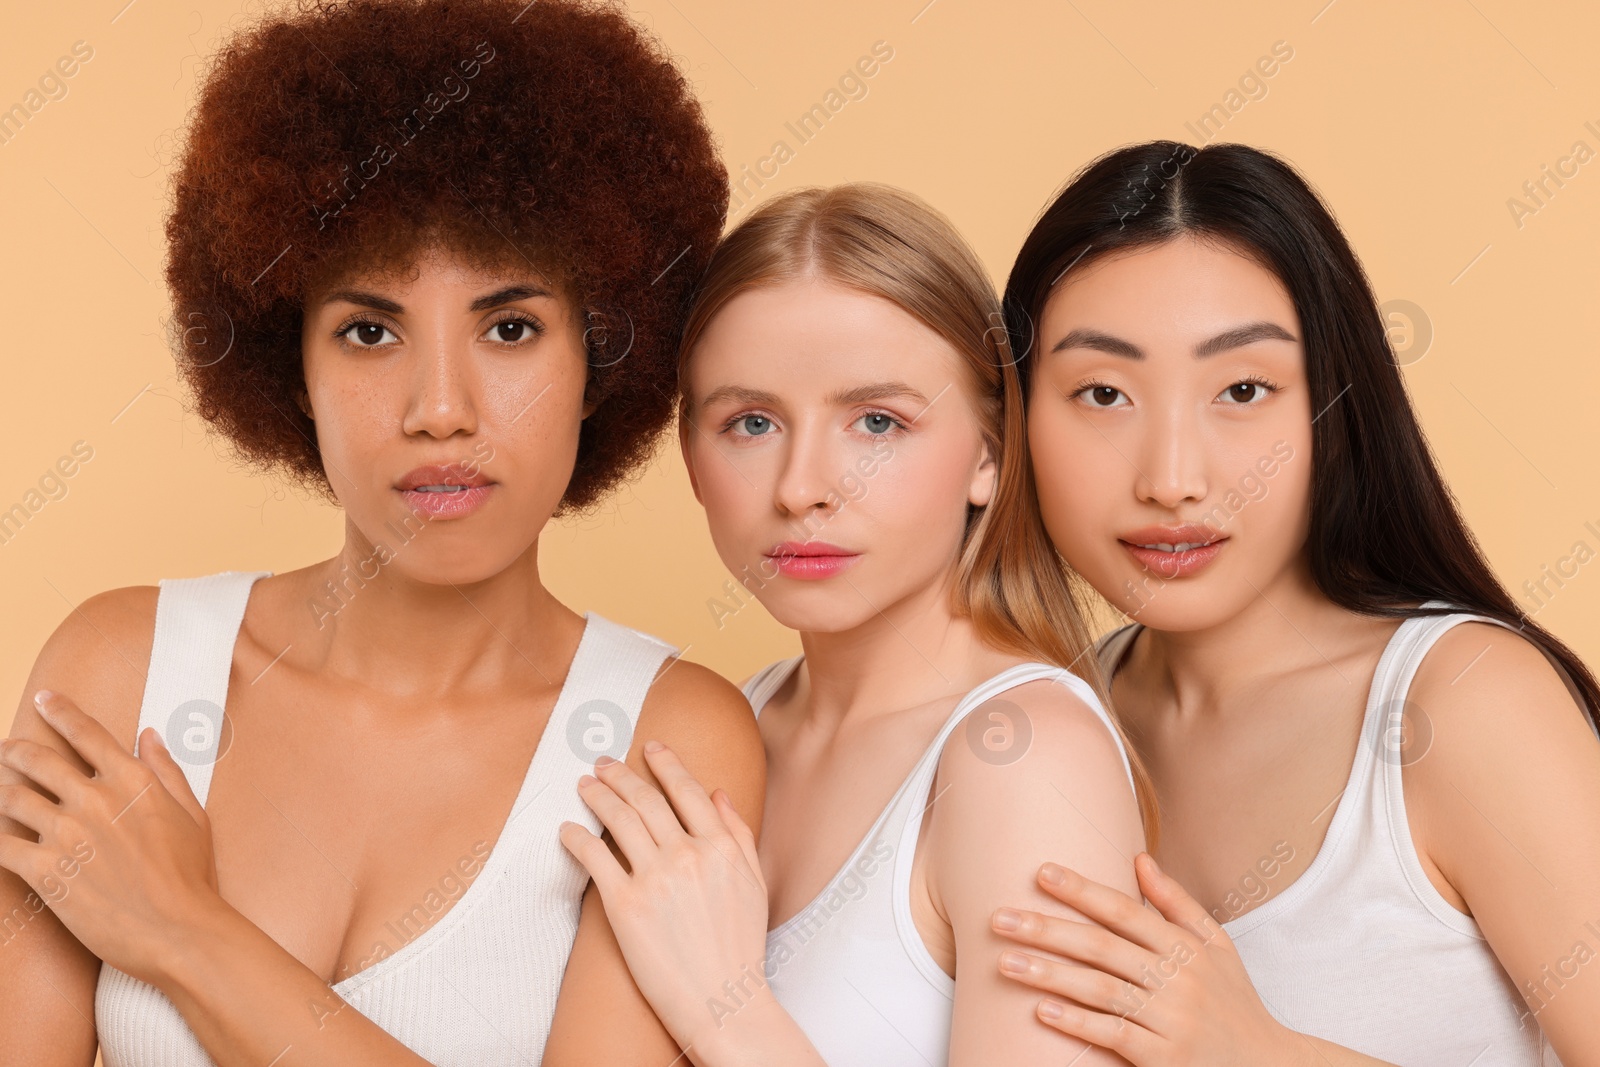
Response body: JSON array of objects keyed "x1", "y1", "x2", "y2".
[{"x1": 758, "y1": 587, "x2": 882, "y2": 636}]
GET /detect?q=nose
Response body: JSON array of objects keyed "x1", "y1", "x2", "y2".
[
  {"x1": 772, "y1": 421, "x2": 840, "y2": 531},
  {"x1": 1132, "y1": 405, "x2": 1207, "y2": 509},
  {"x1": 402, "y1": 333, "x2": 479, "y2": 440}
]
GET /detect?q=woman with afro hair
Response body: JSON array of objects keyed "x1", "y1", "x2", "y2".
[{"x1": 0, "y1": 1, "x2": 763, "y2": 1064}]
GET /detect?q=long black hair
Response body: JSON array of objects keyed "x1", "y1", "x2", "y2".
[{"x1": 1003, "y1": 140, "x2": 1600, "y2": 729}]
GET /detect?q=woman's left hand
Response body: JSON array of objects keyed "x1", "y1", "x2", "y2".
[
  {"x1": 0, "y1": 689, "x2": 226, "y2": 988},
  {"x1": 992, "y1": 852, "x2": 1312, "y2": 1067},
  {"x1": 559, "y1": 740, "x2": 771, "y2": 1052}
]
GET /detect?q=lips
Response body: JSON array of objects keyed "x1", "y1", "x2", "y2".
[
  {"x1": 395, "y1": 463, "x2": 495, "y2": 519},
  {"x1": 1117, "y1": 523, "x2": 1227, "y2": 579},
  {"x1": 396, "y1": 464, "x2": 492, "y2": 492},
  {"x1": 764, "y1": 540, "x2": 861, "y2": 580}
]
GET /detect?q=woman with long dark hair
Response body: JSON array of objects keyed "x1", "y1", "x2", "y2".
[{"x1": 990, "y1": 140, "x2": 1600, "y2": 1065}]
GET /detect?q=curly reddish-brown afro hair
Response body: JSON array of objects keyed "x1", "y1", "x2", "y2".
[{"x1": 166, "y1": 0, "x2": 728, "y2": 512}]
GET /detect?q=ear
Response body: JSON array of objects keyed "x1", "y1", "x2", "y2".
[
  {"x1": 677, "y1": 411, "x2": 705, "y2": 505},
  {"x1": 968, "y1": 437, "x2": 998, "y2": 508},
  {"x1": 295, "y1": 387, "x2": 315, "y2": 421}
]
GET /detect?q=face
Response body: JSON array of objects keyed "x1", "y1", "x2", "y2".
[
  {"x1": 300, "y1": 242, "x2": 591, "y2": 585},
  {"x1": 1026, "y1": 235, "x2": 1314, "y2": 631},
  {"x1": 682, "y1": 276, "x2": 996, "y2": 634}
]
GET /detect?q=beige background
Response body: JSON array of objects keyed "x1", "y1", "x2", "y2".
[{"x1": 2, "y1": 0, "x2": 1597, "y2": 707}]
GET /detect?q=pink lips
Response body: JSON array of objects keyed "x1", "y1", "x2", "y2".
[
  {"x1": 764, "y1": 540, "x2": 861, "y2": 580},
  {"x1": 1117, "y1": 523, "x2": 1228, "y2": 579},
  {"x1": 395, "y1": 463, "x2": 495, "y2": 520}
]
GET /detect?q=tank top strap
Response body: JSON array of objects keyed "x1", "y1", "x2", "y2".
[
  {"x1": 533, "y1": 612, "x2": 678, "y2": 830},
  {"x1": 133, "y1": 570, "x2": 271, "y2": 808},
  {"x1": 742, "y1": 655, "x2": 804, "y2": 720},
  {"x1": 903, "y1": 660, "x2": 1136, "y2": 813}
]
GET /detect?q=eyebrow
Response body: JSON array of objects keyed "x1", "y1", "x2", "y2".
[
  {"x1": 1047, "y1": 320, "x2": 1299, "y2": 360},
  {"x1": 319, "y1": 283, "x2": 553, "y2": 314},
  {"x1": 698, "y1": 381, "x2": 930, "y2": 409}
]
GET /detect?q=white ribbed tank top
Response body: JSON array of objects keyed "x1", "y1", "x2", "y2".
[
  {"x1": 739, "y1": 658, "x2": 1137, "y2": 1066},
  {"x1": 1096, "y1": 601, "x2": 1572, "y2": 1067},
  {"x1": 94, "y1": 569, "x2": 676, "y2": 1066}
]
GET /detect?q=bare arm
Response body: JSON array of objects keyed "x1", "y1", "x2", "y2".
[
  {"x1": 0, "y1": 588, "x2": 150, "y2": 1067},
  {"x1": 1408, "y1": 622, "x2": 1600, "y2": 1065},
  {"x1": 0, "y1": 588, "x2": 436, "y2": 1066},
  {"x1": 933, "y1": 678, "x2": 1145, "y2": 1066},
  {"x1": 544, "y1": 656, "x2": 770, "y2": 1064}
]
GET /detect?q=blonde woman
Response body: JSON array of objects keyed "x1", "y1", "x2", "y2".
[{"x1": 559, "y1": 183, "x2": 1156, "y2": 1065}]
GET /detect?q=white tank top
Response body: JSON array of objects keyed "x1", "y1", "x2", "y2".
[
  {"x1": 1097, "y1": 601, "x2": 1572, "y2": 1067},
  {"x1": 740, "y1": 657, "x2": 1137, "y2": 1066},
  {"x1": 94, "y1": 569, "x2": 677, "y2": 1066}
]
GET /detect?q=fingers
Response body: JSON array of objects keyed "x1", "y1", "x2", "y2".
[
  {"x1": 638, "y1": 741, "x2": 723, "y2": 840},
  {"x1": 137, "y1": 728, "x2": 208, "y2": 827},
  {"x1": 31, "y1": 691, "x2": 124, "y2": 780},
  {"x1": 991, "y1": 906, "x2": 1153, "y2": 984},
  {"x1": 0, "y1": 780, "x2": 58, "y2": 839},
  {"x1": 1032, "y1": 997, "x2": 1161, "y2": 1064},
  {"x1": 1033, "y1": 862, "x2": 1173, "y2": 954},
  {"x1": 0, "y1": 737, "x2": 87, "y2": 806},
  {"x1": 0, "y1": 831, "x2": 52, "y2": 891},
  {"x1": 1135, "y1": 852, "x2": 1226, "y2": 944},
  {"x1": 575, "y1": 771, "x2": 660, "y2": 867},
  {"x1": 587, "y1": 752, "x2": 685, "y2": 845},
  {"x1": 712, "y1": 788, "x2": 761, "y2": 872},
  {"x1": 999, "y1": 949, "x2": 1144, "y2": 1017},
  {"x1": 557, "y1": 820, "x2": 626, "y2": 897}
]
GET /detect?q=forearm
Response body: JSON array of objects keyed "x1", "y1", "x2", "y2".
[
  {"x1": 152, "y1": 901, "x2": 432, "y2": 1067},
  {"x1": 684, "y1": 986, "x2": 828, "y2": 1067}
]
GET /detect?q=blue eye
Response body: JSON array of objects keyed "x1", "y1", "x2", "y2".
[
  {"x1": 856, "y1": 412, "x2": 900, "y2": 435},
  {"x1": 737, "y1": 414, "x2": 772, "y2": 436}
]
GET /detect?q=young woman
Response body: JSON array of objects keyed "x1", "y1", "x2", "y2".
[
  {"x1": 988, "y1": 141, "x2": 1600, "y2": 1065},
  {"x1": 0, "y1": 2, "x2": 762, "y2": 1065},
  {"x1": 557, "y1": 182, "x2": 1157, "y2": 1066}
]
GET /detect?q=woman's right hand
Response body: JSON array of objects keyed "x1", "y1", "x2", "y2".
[
  {"x1": 991, "y1": 853, "x2": 1322, "y2": 1067},
  {"x1": 558, "y1": 741, "x2": 781, "y2": 1056}
]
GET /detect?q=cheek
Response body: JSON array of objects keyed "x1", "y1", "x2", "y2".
[{"x1": 1027, "y1": 408, "x2": 1114, "y2": 554}]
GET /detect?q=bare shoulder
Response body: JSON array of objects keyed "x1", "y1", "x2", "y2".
[
  {"x1": 935, "y1": 674, "x2": 1135, "y2": 800},
  {"x1": 12, "y1": 584, "x2": 159, "y2": 752},
  {"x1": 632, "y1": 655, "x2": 766, "y2": 832},
  {"x1": 930, "y1": 673, "x2": 1144, "y2": 903},
  {"x1": 637, "y1": 655, "x2": 761, "y2": 753},
  {"x1": 1409, "y1": 619, "x2": 1596, "y2": 753}
]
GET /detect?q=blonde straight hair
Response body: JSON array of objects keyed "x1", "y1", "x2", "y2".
[{"x1": 678, "y1": 183, "x2": 1160, "y2": 841}]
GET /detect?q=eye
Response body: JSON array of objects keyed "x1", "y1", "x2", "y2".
[
  {"x1": 1070, "y1": 382, "x2": 1129, "y2": 408},
  {"x1": 1216, "y1": 377, "x2": 1278, "y2": 405},
  {"x1": 728, "y1": 413, "x2": 775, "y2": 437},
  {"x1": 336, "y1": 319, "x2": 398, "y2": 349},
  {"x1": 483, "y1": 312, "x2": 546, "y2": 346},
  {"x1": 854, "y1": 411, "x2": 904, "y2": 436}
]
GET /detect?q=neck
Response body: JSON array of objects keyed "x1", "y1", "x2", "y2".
[
  {"x1": 793, "y1": 568, "x2": 1008, "y2": 730},
  {"x1": 298, "y1": 516, "x2": 572, "y2": 698},
  {"x1": 1133, "y1": 556, "x2": 1361, "y2": 714}
]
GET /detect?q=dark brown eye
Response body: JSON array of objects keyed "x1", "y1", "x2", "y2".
[{"x1": 1092, "y1": 386, "x2": 1121, "y2": 406}]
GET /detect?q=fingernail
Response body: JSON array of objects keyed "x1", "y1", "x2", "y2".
[
  {"x1": 145, "y1": 728, "x2": 168, "y2": 750},
  {"x1": 1039, "y1": 999, "x2": 1064, "y2": 1020},
  {"x1": 993, "y1": 908, "x2": 1022, "y2": 931},
  {"x1": 578, "y1": 774, "x2": 597, "y2": 787},
  {"x1": 1040, "y1": 863, "x2": 1066, "y2": 886},
  {"x1": 644, "y1": 739, "x2": 663, "y2": 753},
  {"x1": 999, "y1": 951, "x2": 1030, "y2": 974},
  {"x1": 33, "y1": 690, "x2": 54, "y2": 714},
  {"x1": 594, "y1": 755, "x2": 616, "y2": 767}
]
